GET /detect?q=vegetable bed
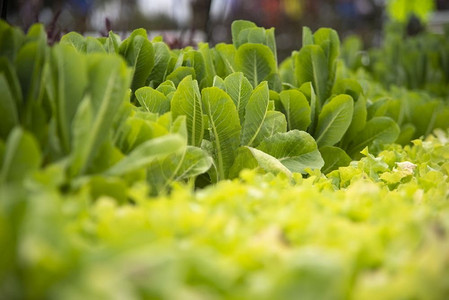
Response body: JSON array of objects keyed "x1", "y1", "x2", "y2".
[{"x1": 1, "y1": 19, "x2": 449, "y2": 299}]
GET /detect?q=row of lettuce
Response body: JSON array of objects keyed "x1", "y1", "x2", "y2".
[
  {"x1": 342, "y1": 22, "x2": 449, "y2": 98},
  {"x1": 2, "y1": 128, "x2": 449, "y2": 299},
  {"x1": 1, "y1": 20, "x2": 448, "y2": 193}
]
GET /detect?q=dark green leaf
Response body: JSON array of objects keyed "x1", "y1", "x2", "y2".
[
  {"x1": 347, "y1": 117, "x2": 400, "y2": 157},
  {"x1": 0, "y1": 127, "x2": 41, "y2": 183},
  {"x1": 295, "y1": 45, "x2": 329, "y2": 105},
  {"x1": 315, "y1": 95, "x2": 354, "y2": 147},
  {"x1": 257, "y1": 130, "x2": 324, "y2": 173},
  {"x1": 319, "y1": 146, "x2": 351, "y2": 174},
  {"x1": 279, "y1": 89, "x2": 311, "y2": 131}
]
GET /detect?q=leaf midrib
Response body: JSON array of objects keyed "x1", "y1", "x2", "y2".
[
  {"x1": 80, "y1": 71, "x2": 116, "y2": 175},
  {"x1": 315, "y1": 104, "x2": 347, "y2": 145},
  {"x1": 206, "y1": 99, "x2": 225, "y2": 180}
]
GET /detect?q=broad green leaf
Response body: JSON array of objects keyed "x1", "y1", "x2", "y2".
[
  {"x1": 266, "y1": 27, "x2": 278, "y2": 63},
  {"x1": 147, "y1": 146, "x2": 212, "y2": 194},
  {"x1": 240, "y1": 27, "x2": 266, "y2": 46},
  {"x1": 0, "y1": 57, "x2": 22, "y2": 107},
  {"x1": 299, "y1": 82, "x2": 318, "y2": 133},
  {"x1": 295, "y1": 45, "x2": 329, "y2": 105},
  {"x1": 0, "y1": 20, "x2": 25, "y2": 62},
  {"x1": 231, "y1": 20, "x2": 257, "y2": 48},
  {"x1": 15, "y1": 40, "x2": 47, "y2": 104},
  {"x1": 85, "y1": 37, "x2": 106, "y2": 53},
  {"x1": 434, "y1": 107, "x2": 449, "y2": 133},
  {"x1": 202, "y1": 87, "x2": 241, "y2": 180},
  {"x1": 86, "y1": 140, "x2": 124, "y2": 174},
  {"x1": 212, "y1": 75, "x2": 226, "y2": 90},
  {"x1": 171, "y1": 76, "x2": 203, "y2": 147},
  {"x1": 241, "y1": 81, "x2": 269, "y2": 146},
  {"x1": 48, "y1": 45, "x2": 88, "y2": 154},
  {"x1": 251, "y1": 111, "x2": 287, "y2": 147},
  {"x1": 0, "y1": 74, "x2": 19, "y2": 139},
  {"x1": 224, "y1": 72, "x2": 253, "y2": 125},
  {"x1": 229, "y1": 146, "x2": 292, "y2": 179},
  {"x1": 341, "y1": 96, "x2": 367, "y2": 148},
  {"x1": 319, "y1": 146, "x2": 351, "y2": 174},
  {"x1": 70, "y1": 55, "x2": 130, "y2": 176},
  {"x1": 409, "y1": 100, "x2": 439, "y2": 138},
  {"x1": 170, "y1": 115, "x2": 188, "y2": 141},
  {"x1": 367, "y1": 98, "x2": 390, "y2": 120},
  {"x1": 156, "y1": 80, "x2": 176, "y2": 95},
  {"x1": 269, "y1": 90, "x2": 280, "y2": 102},
  {"x1": 106, "y1": 134, "x2": 185, "y2": 176},
  {"x1": 184, "y1": 50, "x2": 207, "y2": 84},
  {"x1": 135, "y1": 87, "x2": 170, "y2": 115},
  {"x1": 341, "y1": 35, "x2": 363, "y2": 70},
  {"x1": 119, "y1": 29, "x2": 154, "y2": 92},
  {"x1": 279, "y1": 89, "x2": 311, "y2": 131},
  {"x1": 257, "y1": 130, "x2": 324, "y2": 173},
  {"x1": 86, "y1": 176, "x2": 128, "y2": 203},
  {"x1": 104, "y1": 31, "x2": 121, "y2": 54},
  {"x1": 265, "y1": 72, "x2": 282, "y2": 92},
  {"x1": 117, "y1": 117, "x2": 169, "y2": 154},
  {"x1": 200, "y1": 139, "x2": 218, "y2": 183},
  {"x1": 396, "y1": 123, "x2": 416, "y2": 146},
  {"x1": 214, "y1": 43, "x2": 237, "y2": 77},
  {"x1": 235, "y1": 43, "x2": 277, "y2": 88},
  {"x1": 302, "y1": 26, "x2": 314, "y2": 46},
  {"x1": 332, "y1": 79, "x2": 363, "y2": 101},
  {"x1": 347, "y1": 117, "x2": 400, "y2": 157},
  {"x1": 166, "y1": 66, "x2": 195, "y2": 87},
  {"x1": 25, "y1": 23, "x2": 47, "y2": 43},
  {"x1": 0, "y1": 127, "x2": 41, "y2": 183},
  {"x1": 198, "y1": 43, "x2": 216, "y2": 81},
  {"x1": 315, "y1": 94, "x2": 354, "y2": 147},
  {"x1": 60, "y1": 32, "x2": 86, "y2": 52},
  {"x1": 279, "y1": 56, "x2": 297, "y2": 87},
  {"x1": 174, "y1": 146, "x2": 212, "y2": 180},
  {"x1": 147, "y1": 42, "x2": 171, "y2": 86},
  {"x1": 313, "y1": 28, "x2": 340, "y2": 73}
]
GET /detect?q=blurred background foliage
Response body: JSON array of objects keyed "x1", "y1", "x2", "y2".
[{"x1": 1, "y1": 0, "x2": 449, "y2": 60}]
